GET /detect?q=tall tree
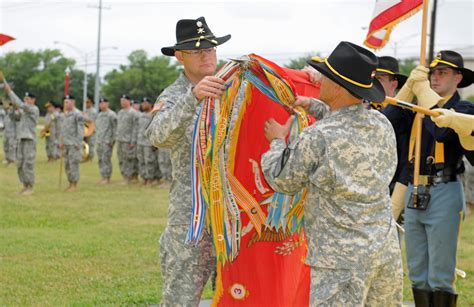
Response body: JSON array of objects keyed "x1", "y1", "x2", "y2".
[
  {"x1": 0, "y1": 49, "x2": 92, "y2": 114},
  {"x1": 102, "y1": 50, "x2": 179, "y2": 110}
]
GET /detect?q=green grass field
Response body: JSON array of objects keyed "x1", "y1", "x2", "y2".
[{"x1": 1, "y1": 133, "x2": 473, "y2": 305}]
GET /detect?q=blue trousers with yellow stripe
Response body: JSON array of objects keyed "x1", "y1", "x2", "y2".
[{"x1": 404, "y1": 181, "x2": 465, "y2": 293}]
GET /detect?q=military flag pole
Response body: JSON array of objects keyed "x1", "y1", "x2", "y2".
[{"x1": 411, "y1": 0, "x2": 430, "y2": 207}]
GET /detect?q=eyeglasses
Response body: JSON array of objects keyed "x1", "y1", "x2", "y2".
[{"x1": 180, "y1": 47, "x2": 217, "y2": 56}]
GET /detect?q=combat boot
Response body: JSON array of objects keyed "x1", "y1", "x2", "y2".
[
  {"x1": 433, "y1": 291, "x2": 457, "y2": 307},
  {"x1": 413, "y1": 287, "x2": 433, "y2": 307},
  {"x1": 21, "y1": 185, "x2": 34, "y2": 196},
  {"x1": 65, "y1": 182, "x2": 77, "y2": 192},
  {"x1": 99, "y1": 177, "x2": 110, "y2": 185}
]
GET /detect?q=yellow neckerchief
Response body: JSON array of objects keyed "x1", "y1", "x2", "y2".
[
  {"x1": 409, "y1": 114, "x2": 445, "y2": 167},
  {"x1": 438, "y1": 94, "x2": 453, "y2": 108}
]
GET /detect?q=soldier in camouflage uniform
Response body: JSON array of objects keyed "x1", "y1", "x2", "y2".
[
  {"x1": 84, "y1": 96, "x2": 98, "y2": 162},
  {"x1": 145, "y1": 17, "x2": 230, "y2": 306},
  {"x1": 43, "y1": 101, "x2": 60, "y2": 162},
  {"x1": 4, "y1": 83, "x2": 39, "y2": 196},
  {"x1": 61, "y1": 95, "x2": 84, "y2": 192},
  {"x1": 116, "y1": 94, "x2": 139, "y2": 184},
  {"x1": 137, "y1": 97, "x2": 161, "y2": 185},
  {"x1": 261, "y1": 42, "x2": 402, "y2": 306},
  {"x1": 96, "y1": 98, "x2": 117, "y2": 184},
  {"x1": 2, "y1": 101, "x2": 19, "y2": 165},
  {"x1": 131, "y1": 100, "x2": 140, "y2": 182}
]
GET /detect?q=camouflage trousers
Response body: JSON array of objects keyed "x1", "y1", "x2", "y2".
[
  {"x1": 64, "y1": 144, "x2": 81, "y2": 183},
  {"x1": 96, "y1": 142, "x2": 114, "y2": 179},
  {"x1": 117, "y1": 141, "x2": 136, "y2": 180},
  {"x1": 16, "y1": 139, "x2": 36, "y2": 187},
  {"x1": 45, "y1": 136, "x2": 59, "y2": 160},
  {"x1": 159, "y1": 225, "x2": 215, "y2": 307},
  {"x1": 84, "y1": 133, "x2": 96, "y2": 160},
  {"x1": 157, "y1": 148, "x2": 172, "y2": 181},
  {"x1": 3, "y1": 135, "x2": 17, "y2": 162},
  {"x1": 137, "y1": 145, "x2": 161, "y2": 181},
  {"x1": 310, "y1": 226, "x2": 402, "y2": 306}
]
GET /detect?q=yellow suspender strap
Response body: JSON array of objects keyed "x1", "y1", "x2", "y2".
[
  {"x1": 409, "y1": 117, "x2": 445, "y2": 164},
  {"x1": 434, "y1": 142, "x2": 444, "y2": 164},
  {"x1": 409, "y1": 116, "x2": 418, "y2": 162}
]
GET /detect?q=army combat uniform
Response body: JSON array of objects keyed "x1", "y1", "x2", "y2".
[
  {"x1": 8, "y1": 91, "x2": 39, "y2": 190},
  {"x1": 157, "y1": 148, "x2": 172, "y2": 182},
  {"x1": 116, "y1": 107, "x2": 138, "y2": 182},
  {"x1": 3, "y1": 105, "x2": 19, "y2": 163},
  {"x1": 84, "y1": 106, "x2": 98, "y2": 161},
  {"x1": 44, "y1": 109, "x2": 60, "y2": 160},
  {"x1": 62, "y1": 108, "x2": 84, "y2": 184},
  {"x1": 261, "y1": 101, "x2": 403, "y2": 306},
  {"x1": 145, "y1": 73, "x2": 215, "y2": 306},
  {"x1": 137, "y1": 111, "x2": 161, "y2": 183},
  {"x1": 96, "y1": 108, "x2": 117, "y2": 180}
]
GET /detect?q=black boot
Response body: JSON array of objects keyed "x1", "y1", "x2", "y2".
[
  {"x1": 413, "y1": 287, "x2": 433, "y2": 307},
  {"x1": 433, "y1": 291, "x2": 457, "y2": 307}
]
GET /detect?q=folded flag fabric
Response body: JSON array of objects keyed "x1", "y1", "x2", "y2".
[{"x1": 187, "y1": 54, "x2": 320, "y2": 306}]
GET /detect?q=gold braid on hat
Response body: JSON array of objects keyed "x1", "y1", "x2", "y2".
[{"x1": 177, "y1": 35, "x2": 218, "y2": 48}]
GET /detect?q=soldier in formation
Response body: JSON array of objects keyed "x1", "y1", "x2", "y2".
[
  {"x1": 83, "y1": 95, "x2": 98, "y2": 162},
  {"x1": 61, "y1": 95, "x2": 84, "y2": 192},
  {"x1": 3, "y1": 83, "x2": 39, "y2": 196},
  {"x1": 116, "y1": 94, "x2": 139, "y2": 184},
  {"x1": 95, "y1": 98, "x2": 117, "y2": 184}
]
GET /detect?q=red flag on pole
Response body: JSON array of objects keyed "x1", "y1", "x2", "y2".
[
  {"x1": 0, "y1": 34, "x2": 15, "y2": 46},
  {"x1": 64, "y1": 67, "x2": 71, "y2": 96},
  {"x1": 364, "y1": 0, "x2": 423, "y2": 50}
]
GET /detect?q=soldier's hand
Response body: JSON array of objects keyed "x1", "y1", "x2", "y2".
[
  {"x1": 264, "y1": 116, "x2": 294, "y2": 142},
  {"x1": 301, "y1": 66, "x2": 322, "y2": 84},
  {"x1": 59, "y1": 143, "x2": 64, "y2": 150},
  {"x1": 292, "y1": 96, "x2": 311, "y2": 111},
  {"x1": 128, "y1": 143, "x2": 135, "y2": 149},
  {"x1": 406, "y1": 65, "x2": 429, "y2": 89},
  {"x1": 108, "y1": 142, "x2": 114, "y2": 148},
  {"x1": 192, "y1": 76, "x2": 226, "y2": 101},
  {"x1": 3, "y1": 82, "x2": 12, "y2": 94},
  {"x1": 75, "y1": 144, "x2": 81, "y2": 150}
]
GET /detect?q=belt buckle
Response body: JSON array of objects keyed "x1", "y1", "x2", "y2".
[{"x1": 418, "y1": 175, "x2": 429, "y2": 186}]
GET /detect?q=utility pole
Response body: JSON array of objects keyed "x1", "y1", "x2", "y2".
[
  {"x1": 93, "y1": 0, "x2": 103, "y2": 111},
  {"x1": 83, "y1": 54, "x2": 88, "y2": 112},
  {"x1": 428, "y1": 0, "x2": 438, "y2": 64}
]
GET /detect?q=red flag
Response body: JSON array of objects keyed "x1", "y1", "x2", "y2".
[
  {"x1": 0, "y1": 34, "x2": 15, "y2": 46},
  {"x1": 214, "y1": 66, "x2": 319, "y2": 307},
  {"x1": 64, "y1": 67, "x2": 71, "y2": 96},
  {"x1": 364, "y1": 0, "x2": 423, "y2": 50}
]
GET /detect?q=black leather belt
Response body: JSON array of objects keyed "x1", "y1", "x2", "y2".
[{"x1": 410, "y1": 174, "x2": 461, "y2": 186}]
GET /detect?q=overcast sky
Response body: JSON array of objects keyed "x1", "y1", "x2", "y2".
[{"x1": 1, "y1": 0, "x2": 473, "y2": 75}]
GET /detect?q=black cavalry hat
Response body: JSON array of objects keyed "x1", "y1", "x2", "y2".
[
  {"x1": 141, "y1": 97, "x2": 152, "y2": 103},
  {"x1": 430, "y1": 50, "x2": 474, "y2": 88},
  {"x1": 161, "y1": 16, "x2": 231, "y2": 56},
  {"x1": 121, "y1": 94, "x2": 131, "y2": 100},
  {"x1": 63, "y1": 95, "x2": 75, "y2": 100},
  {"x1": 376, "y1": 56, "x2": 407, "y2": 89},
  {"x1": 25, "y1": 92, "x2": 36, "y2": 98},
  {"x1": 308, "y1": 41, "x2": 385, "y2": 102}
]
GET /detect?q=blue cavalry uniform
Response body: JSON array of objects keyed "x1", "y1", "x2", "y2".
[{"x1": 401, "y1": 51, "x2": 474, "y2": 306}]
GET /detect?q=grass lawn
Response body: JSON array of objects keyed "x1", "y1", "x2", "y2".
[{"x1": 1, "y1": 132, "x2": 473, "y2": 305}]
